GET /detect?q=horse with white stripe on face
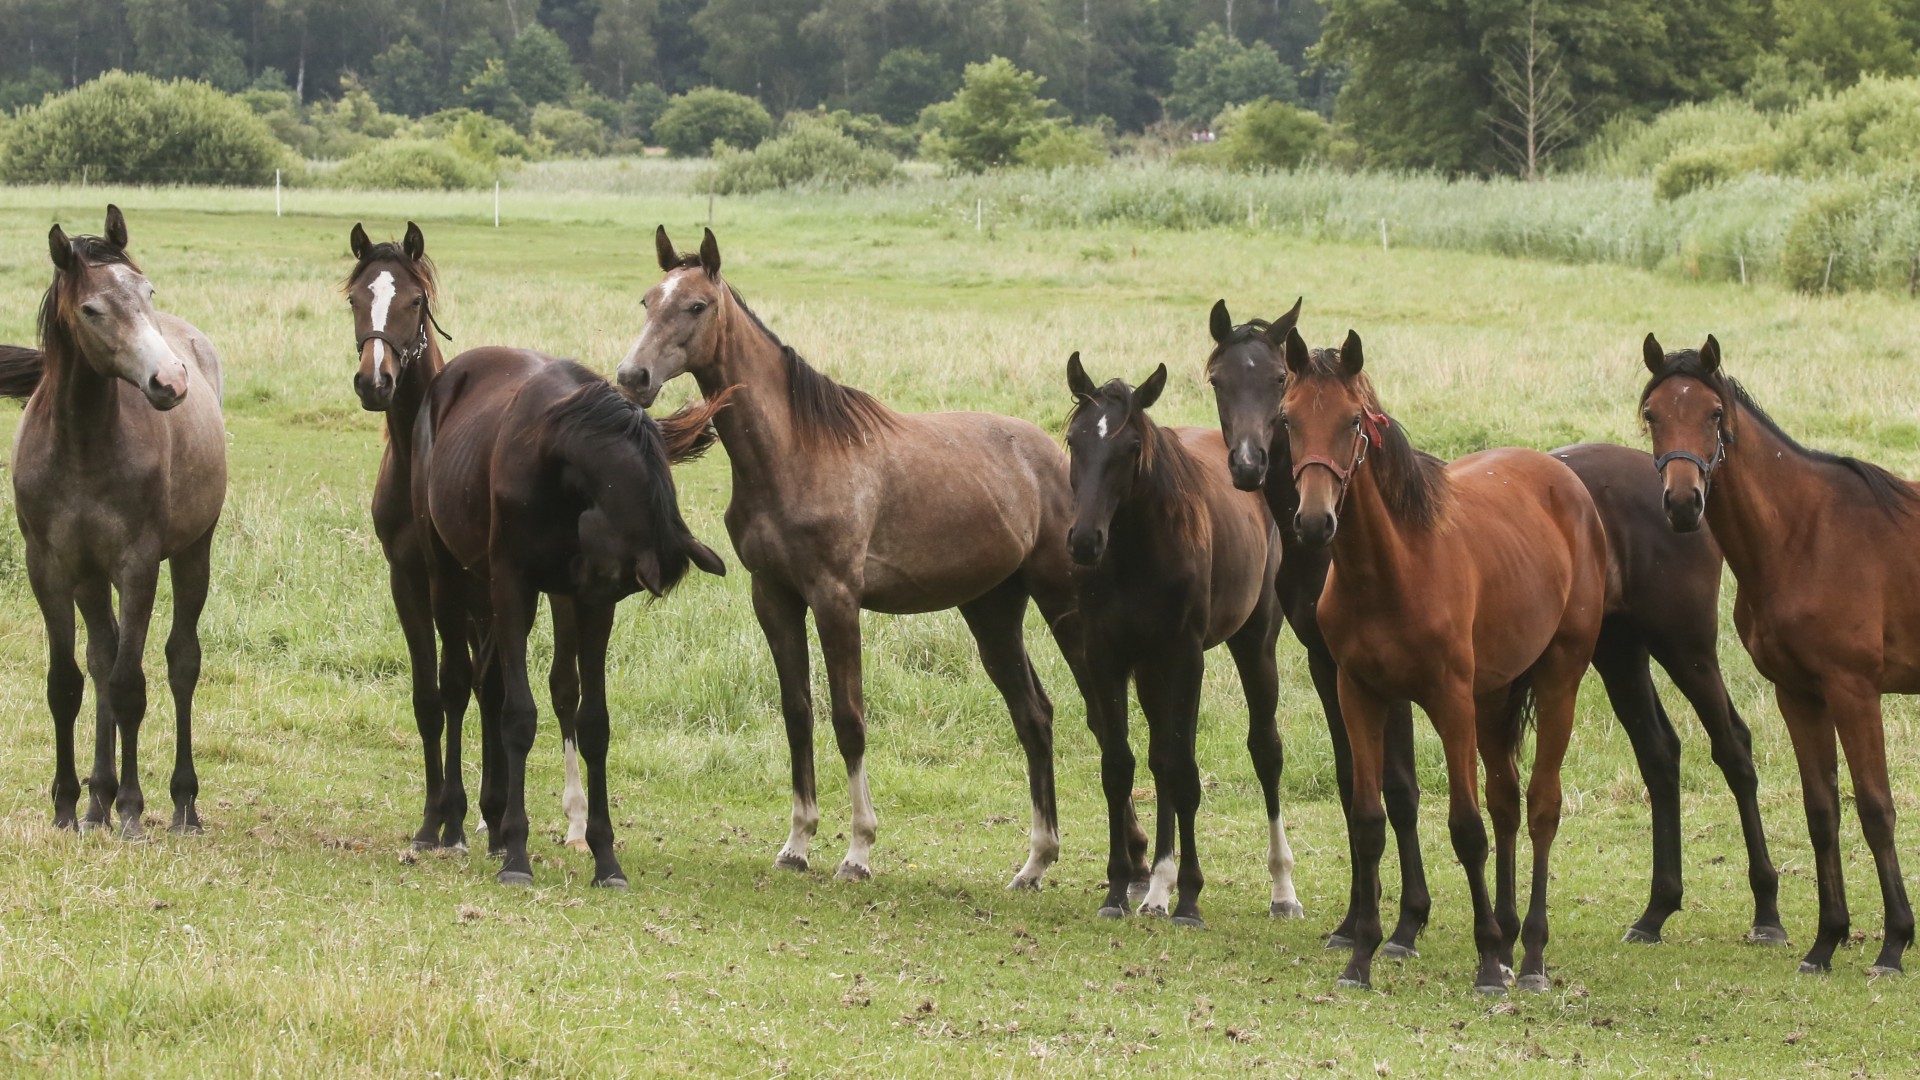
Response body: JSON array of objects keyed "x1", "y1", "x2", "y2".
[{"x1": 0, "y1": 205, "x2": 226, "y2": 835}]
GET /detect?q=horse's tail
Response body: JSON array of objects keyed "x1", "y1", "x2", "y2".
[
  {"x1": 1500, "y1": 670, "x2": 1539, "y2": 748},
  {"x1": 0, "y1": 345, "x2": 44, "y2": 402},
  {"x1": 655, "y1": 384, "x2": 739, "y2": 465}
]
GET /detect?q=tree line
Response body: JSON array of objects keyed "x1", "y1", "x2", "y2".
[{"x1": 3, "y1": 0, "x2": 1919, "y2": 176}]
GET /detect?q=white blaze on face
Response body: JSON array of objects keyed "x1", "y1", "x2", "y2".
[
  {"x1": 366, "y1": 270, "x2": 396, "y2": 365},
  {"x1": 625, "y1": 271, "x2": 683, "y2": 364}
]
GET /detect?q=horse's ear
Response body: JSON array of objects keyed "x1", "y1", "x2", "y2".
[
  {"x1": 48, "y1": 225, "x2": 75, "y2": 272},
  {"x1": 1209, "y1": 299, "x2": 1233, "y2": 343},
  {"x1": 1133, "y1": 363, "x2": 1167, "y2": 412},
  {"x1": 104, "y1": 204, "x2": 128, "y2": 249},
  {"x1": 403, "y1": 221, "x2": 425, "y2": 261},
  {"x1": 1340, "y1": 330, "x2": 1364, "y2": 375},
  {"x1": 1266, "y1": 296, "x2": 1304, "y2": 343},
  {"x1": 1699, "y1": 334, "x2": 1722, "y2": 374},
  {"x1": 1642, "y1": 333, "x2": 1666, "y2": 375},
  {"x1": 349, "y1": 222, "x2": 371, "y2": 260},
  {"x1": 699, "y1": 228, "x2": 721, "y2": 279},
  {"x1": 1066, "y1": 351, "x2": 1095, "y2": 399},
  {"x1": 686, "y1": 536, "x2": 727, "y2": 578},
  {"x1": 1282, "y1": 326, "x2": 1311, "y2": 376},
  {"x1": 655, "y1": 225, "x2": 677, "y2": 272},
  {"x1": 634, "y1": 550, "x2": 668, "y2": 598}
]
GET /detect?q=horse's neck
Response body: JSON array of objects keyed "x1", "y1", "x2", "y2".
[
  {"x1": 1114, "y1": 426, "x2": 1197, "y2": 554},
  {"x1": 1326, "y1": 464, "x2": 1421, "y2": 594},
  {"x1": 1705, "y1": 408, "x2": 1824, "y2": 583},
  {"x1": 42, "y1": 342, "x2": 125, "y2": 453},
  {"x1": 384, "y1": 344, "x2": 442, "y2": 456},
  {"x1": 693, "y1": 309, "x2": 807, "y2": 489}
]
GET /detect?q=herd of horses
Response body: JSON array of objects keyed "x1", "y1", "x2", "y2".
[{"x1": 2, "y1": 206, "x2": 1911, "y2": 994}]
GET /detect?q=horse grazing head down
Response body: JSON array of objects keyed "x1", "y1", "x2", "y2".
[{"x1": 44, "y1": 205, "x2": 189, "y2": 411}]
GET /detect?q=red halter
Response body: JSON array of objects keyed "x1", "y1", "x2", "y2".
[{"x1": 1292, "y1": 409, "x2": 1392, "y2": 491}]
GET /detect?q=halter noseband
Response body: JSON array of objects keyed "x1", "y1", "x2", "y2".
[
  {"x1": 356, "y1": 296, "x2": 453, "y2": 373},
  {"x1": 1653, "y1": 425, "x2": 1727, "y2": 493},
  {"x1": 1291, "y1": 409, "x2": 1391, "y2": 508}
]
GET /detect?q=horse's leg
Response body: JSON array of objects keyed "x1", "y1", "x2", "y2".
[
  {"x1": 27, "y1": 558, "x2": 84, "y2": 829},
  {"x1": 1380, "y1": 700, "x2": 1429, "y2": 958},
  {"x1": 488, "y1": 574, "x2": 540, "y2": 886},
  {"x1": 74, "y1": 580, "x2": 118, "y2": 829},
  {"x1": 811, "y1": 590, "x2": 878, "y2": 881},
  {"x1": 1303, "y1": 644, "x2": 1362, "y2": 947},
  {"x1": 105, "y1": 559, "x2": 162, "y2": 838},
  {"x1": 1828, "y1": 692, "x2": 1913, "y2": 974},
  {"x1": 472, "y1": 623, "x2": 506, "y2": 851},
  {"x1": 1134, "y1": 655, "x2": 1183, "y2": 918},
  {"x1": 162, "y1": 524, "x2": 215, "y2": 833},
  {"x1": 1426, "y1": 684, "x2": 1503, "y2": 993},
  {"x1": 1227, "y1": 604, "x2": 1298, "y2": 918},
  {"x1": 569, "y1": 600, "x2": 627, "y2": 888},
  {"x1": 392, "y1": 555, "x2": 446, "y2": 850},
  {"x1": 959, "y1": 578, "x2": 1059, "y2": 890},
  {"x1": 1775, "y1": 687, "x2": 1848, "y2": 973},
  {"x1": 1136, "y1": 644, "x2": 1208, "y2": 927},
  {"x1": 1589, "y1": 623, "x2": 1685, "y2": 943},
  {"x1": 549, "y1": 594, "x2": 588, "y2": 853},
  {"x1": 1515, "y1": 659, "x2": 1579, "y2": 994},
  {"x1": 1086, "y1": 646, "x2": 1139, "y2": 918},
  {"x1": 1332, "y1": 672, "x2": 1394, "y2": 990},
  {"x1": 1649, "y1": 636, "x2": 1785, "y2": 943},
  {"x1": 429, "y1": 572, "x2": 478, "y2": 850},
  {"x1": 1475, "y1": 687, "x2": 1525, "y2": 980},
  {"x1": 753, "y1": 577, "x2": 819, "y2": 872}
]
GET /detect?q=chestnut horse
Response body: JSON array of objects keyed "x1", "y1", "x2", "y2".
[
  {"x1": 1279, "y1": 327, "x2": 1606, "y2": 993},
  {"x1": 1, "y1": 206, "x2": 226, "y2": 834},
  {"x1": 1642, "y1": 334, "x2": 1913, "y2": 975},
  {"x1": 1208, "y1": 301, "x2": 1782, "y2": 948},
  {"x1": 1064, "y1": 355, "x2": 1293, "y2": 927},
  {"x1": 344, "y1": 222, "x2": 592, "y2": 854},
  {"x1": 617, "y1": 227, "x2": 1120, "y2": 889},
  {"x1": 413, "y1": 351, "x2": 726, "y2": 885}
]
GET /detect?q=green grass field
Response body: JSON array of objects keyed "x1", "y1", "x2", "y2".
[{"x1": 0, "y1": 176, "x2": 1915, "y2": 1077}]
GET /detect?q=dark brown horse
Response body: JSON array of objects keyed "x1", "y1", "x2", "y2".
[
  {"x1": 1642, "y1": 334, "x2": 1913, "y2": 976},
  {"x1": 616, "y1": 227, "x2": 1126, "y2": 889},
  {"x1": 1279, "y1": 327, "x2": 1607, "y2": 994},
  {"x1": 1207, "y1": 301, "x2": 1782, "y2": 948},
  {"x1": 413, "y1": 350, "x2": 726, "y2": 885},
  {"x1": 1064, "y1": 355, "x2": 1293, "y2": 928},
  {"x1": 2, "y1": 206, "x2": 226, "y2": 835},
  {"x1": 344, "y1": 222, "x2": 592, "y2": 854}
]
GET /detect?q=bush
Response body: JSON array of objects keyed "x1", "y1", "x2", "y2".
[
  {"x1": 1769, "y1": 76, "x2": 1920, "y2": 177},
  {"x1": 786, "y1": 108, "x2": 917, "y2": 157},
  {"x1": 705, "y1": 120, "x2": 903, "y2": 193},
  {"x1": 420, "y1": 109, "x2": 539, "y2": 162},
  {"x1": 625, "y1": 82, "x2": 671, "y2": 141},
  {"x1": 1166, "y1": 25, "x2": 1299, "y2": 125},
  {"x1": 532, "y1": 104, "x2": 607, "y2": 157},
  {"x1": 1015, "y1": 125, "x2": 1107, "y2": 169},
  {"x1": 1654, "y1": 149, "x2": 1734, "y2": 201},
  {"x1": 1779, "y1": 169, "x2": 1920, "y2": 292},
  {"x1": 1212, "y1": 99, "x2": 1329, "y2": 170},
  {"x1": 654, "y1": 87, "x2": 773, "y2": 156},
  {"x1": 327, "y1": 140, "x2": 496, "y2": 191},
  {"x1": 920, "y1": 57, "x2": 1056, "y2": 172},
  {"x1": 0, "y1": 72, "x2": 287, "y2": 185},
  {"x1": 1579, "y1": 98, "x2": 1776, "y2": 178}
]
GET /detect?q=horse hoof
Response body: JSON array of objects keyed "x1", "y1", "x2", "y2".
[
  {"x1": 446, "y1": 840, "x2": 470, "y2": 855},
  {"x1": 1097, "y1": 905, "x2": 1129, "y2": 920},
  {"x1": 1796, "y1": 960, "x2": 1829, "y2": 975},
  {"x1": 1172, "y1": 915, "x2": 1207, "y2": 930},
  {"x1": 497, "y1": 870, "x2": 534, "y2": 887},
  {"x1": 593, "y1": 875, "x2": 629, "y2": 890},
  {"x1": 1746, "y1": 925, "x2": 1791, "y2": 946},
  {"x1": 1515, "y1": 974, "x2": 1550, "y2": 993},
  {"x1": 565, "y1": 838, "x2": 591, "y2": 853},
  {"x1": 1866, "y1": 965, "x2": 1902, "y2": 978},
  {"x1": 1137, "y1": 902, "x2": 1168, "y2": 918},
  {"x1": 1325, "y1": 933, "x2": 1354, "y2": 951},
  {"x1": 834, "y1": 860, "x2": 872, "y2": 883},
  {"x1": 120, "y1": 821, "x2": 145, "y2": 841},
  {"x1": 1379, "y1": 942, "x2": 1420, "y2": 961},
  {"x1": 773, "y1": 852, "x2": 809, "y2": 873},
  {"x1": 1007, "y1": 875, "x2": 1042, "y2": 892},
  {"x1": 79, "y1": 819, "x2": 107, "y2": 835},
  {"x1": 1269, "y1": 900, "x2": 1305, "y2": 919},
  {"x1": 1334, "y1": 977, "x2": 1370, "y2": 991},
  {"x1": 1125, "y1": 882, "x2": 1150, "y2": 907},
  {"x1": 1621, "y1": 926, "x2": 1661, "y2": 945},
  {"x1": 167, "y1": 821, "x2": 204, "y2": 836},
  {"x1": 52, "y1": 816, "x2": 78, "y2": 832},
  {"x1": 1475, "y1": 982, "x2": 1509, "y2": 997}
]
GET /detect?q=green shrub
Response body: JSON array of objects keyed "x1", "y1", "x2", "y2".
[
  {"x1": 1579, "y1": 98, "x2": 1776, "y2": 178},
  {"x1": 0, "y1": 72, "x2": 287, "y2": 185},
  {"x1": 789, "y1": 109, "x2": 918, "y2": 157},
  {"x1": 420, "y1": 109, "x2": 539, "y2": 162},
  {"x1": 705, "y1": 120, "x2": 902, "y2": 194},
  {"x1": 1770, "y1": 76, "x2": 1920, "y2": 177},
  {"x1": 920, "y1": 57, "x2": 1056, "y2": 172},
  {"x1": 654, "y1": 88, "x2": 773, "y2": 157},
  {"x1": 625, "y1": 82, "x2": 671, "y2": 141},
  {"x1": 862, "y1": 48, "x2": 959, "y2": 126},
  {"x1": 1779, "y1": 170, "x2": 1920, "y2": 292},
  {"x1": 1166, "y1": 25, "x2": 1299, "y2": 124},
  {"x1": 532, "y1": 104, "x2": 607, "y2": 157},
  {"x1": 1015, "y1": 124, "x2": 1107, "y2": 169},
  {"x1": 1213, "y1": 99, "x2": 1329, "y2": 170},
  {"x1": 1654, "y1": 149, "x2": 1734, "y2": 201},
  {"x1": 327, "y1": 140, "x2": 496, "y2": 191}
]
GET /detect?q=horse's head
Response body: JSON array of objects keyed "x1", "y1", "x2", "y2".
[
  {"x1": 345, "y1": 221, "x2": 437, "y2": 411},
  {"x1": 1639, "y1": 333, "x2": 1730, "y2": 534},
  {"x1": 1063, "y1": 352, "x2": 1166, "y2": 566},
  {"x1": 1278, "y1": 326, "x2": 1378, "y2": 548},
  {"x1": 46, "y1": 205, "x2": 188, "y2": 411},
  {"x1": 1205, "y1": 297, "x2": 1301, "y2": 491},
  {"x1": 618, "y1": 225, "x2": 728, "y2": 408}
]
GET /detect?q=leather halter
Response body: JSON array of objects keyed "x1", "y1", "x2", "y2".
[
  {"x1": 1291, "y1": 409, "x2": 1391, "y2": 509},
  {"x1": 357, "y1": 297, "x2": 452, "y2": 374},
  {"x1": 1653, "y1": 426, "x2": 1726, "y2": 494}
]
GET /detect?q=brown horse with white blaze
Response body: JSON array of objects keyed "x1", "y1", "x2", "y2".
[
  {"x1": 616, "y1": 226, "x2": 1122, "y2": 889},
  {"x1": 1642, "y1": 333, "x2": 1913, "y2": 976},
  {"x1": 2, "y1": 206, "x2": 226, "y2": 835},
  {"x1": 1280, "y1": 327, "x2": 1606, "y2": 993}
]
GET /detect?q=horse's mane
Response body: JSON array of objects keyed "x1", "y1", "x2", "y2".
[
  {"x1": 35, "y1": 234, "x2": 140, "y2": 398},
  {"x1": 1068, "y1": 381, "x2": 1210, "y2": 544},
  {"x1": 1642, "y1": 350, "x2": 1920, "y2": 519},
  {"x1": 725, "y1": 283, "x2": 897, "y2": 447},
  {"x1": 1297, "y1": 347, "x2": 1453, "y2": 531},
  {"x1": 341, "y1": 240, "x2": 439, "y2": 300}
]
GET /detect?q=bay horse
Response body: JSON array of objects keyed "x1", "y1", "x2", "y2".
[
  {"x1": 413, "y1": 350, "x2": 726, "y2": 885},
  {"x1": 1063, "y1": 354, "x2": 1294, "y2": 927},
  {"x1": 1, "y1": 206, "x2": 226, "y2": 835},
  {"x1": 617, "y1": 227, "x2": 1124, "y2": 889},
  {"x1": 1278, "y1": 326, "x2": 1607, "y2": 993},
  {"x1": 1642, "y1": 333, "x2": 1913, "y2": 975},
  {"x1": 345, "y1": 222, "x2": 592, "y2": 854},
  {"x1": 1207, "y1": 301, "x2": 1783, "y2": 948}
]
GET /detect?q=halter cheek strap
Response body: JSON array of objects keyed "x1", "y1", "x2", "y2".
[
  {"x1": 356, "y1": 300, "x2": 454, "y2": 372},
  {"x1": 1290, "y1": 410, "x2": 1391, "y2": 506}
]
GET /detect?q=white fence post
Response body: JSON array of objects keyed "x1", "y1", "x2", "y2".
[
  {"x1": 494, "y1": 181, "x2": 501, "y2": 228},
  {"x1": 975, "y1": 197, "x2": 982, "y2": 233},
  {"x1": 1379, "y1": 218, "x2": 1388, "y2": 252},
  {"x1": 275, "y1": 169, "x2": 282, "y2": 217}
]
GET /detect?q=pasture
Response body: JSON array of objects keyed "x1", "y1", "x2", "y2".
[{"x1": 0, "y1": 176, "x2": 1915, "y2": 1077}]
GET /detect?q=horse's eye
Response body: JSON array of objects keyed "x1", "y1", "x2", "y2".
[
  {"x1": 1353, "y1": 416, "x2": 1364, "y2": 430},
  {"x1": 411, "y1": 296, "x2": 423, "y2": 307},
  {"x1": 1711, "y1": 408, "x2": 1724, "y2": 421},
  {"x1": 1642, "y1": 410, "x2": 1654, "y2": 425},
  {"x1": 81, "y1": 303, "x2": 105, "y2": 317},
  {"x1": 688, "y1": 302, "x2": 707, "y2": 315}
]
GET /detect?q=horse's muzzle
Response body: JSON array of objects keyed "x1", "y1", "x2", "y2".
[
  {"x1": 619, "y1": 366, "x2": 660, "y2": 408},
  {"x1": 1067, "y1": 525, "x2": 1106, "y2": 566},
  {"x1": 1663, "y1": 487, "x2": 1705, "y2": 533},
  {"x1": 1292, "y1": 509, "x2": 1337, "y2": 549},
  {"x1": 353, "y1": 370, "x2": 395, "y2": 412},
  {"x1": 1228, "y1": 445, "x2": 1268, "y2": 491}
]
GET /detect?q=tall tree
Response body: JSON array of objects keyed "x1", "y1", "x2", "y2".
[
  {"x1": 587, "y1": 0, "x2": 657, "y2": 93},
  {"x1": 1488, "y1": 2, "x2": 1578, "y2": 179}
]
